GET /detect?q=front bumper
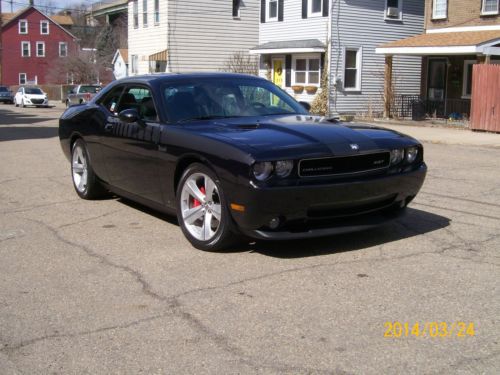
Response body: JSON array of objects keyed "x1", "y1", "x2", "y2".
[
  {"x1": 226, "y1": 163, "x2": 427, "y2": 240},
  {"x1": 24, "y1": 97, "x2": 49, "y2": 106}
]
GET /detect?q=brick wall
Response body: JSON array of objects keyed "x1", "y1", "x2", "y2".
[{"x1": 426, "y1": 0, "x2": 500, "y2": 29}]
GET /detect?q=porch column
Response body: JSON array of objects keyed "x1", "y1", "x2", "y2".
[{"x1": 383, "y1": 55, "x2": 393, "y2": 118}]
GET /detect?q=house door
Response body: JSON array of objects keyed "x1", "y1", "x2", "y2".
[
  {"x1": 272, "y1": 58, "x2": 284, "y2": 88},
  {"x1": 427, "y1": 58, "x2": 447, "y2": 101}
]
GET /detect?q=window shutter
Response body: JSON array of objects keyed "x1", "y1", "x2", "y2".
[
  {"x1": 261, "y1": 0, "x2": 266, "y2": 23},
  {"x1": 302, "y1": 0, "x2": 308, "y2": 19},
  {"x1": 322, "y1": 0, "x2": 329, "y2": 16},
  {"x1": 285, "y1": 55, "x2": 292, "y2": 87},
  {"x1": 278, "y1": 0, "x2": 284, "y2": 21},
  {"x1": 321, "y1": 52, "x2": 325, "y2": 71}
]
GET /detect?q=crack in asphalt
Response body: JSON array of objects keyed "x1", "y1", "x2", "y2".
[
  {"x1": 413, "y1": 202, "x2": 500, "y2": 221},
  {"x1": 57, "y1": 209, "x2": 124, "y2": 229},
  {"x1": 3, "y1": 212, "x2": 497, "y2": 373},
  {"x1": 0, "y1": 199, "x2": 79, "y2": 214},
  {"x1": 1, "y1": 313, "x2": 172, "y2": 353},
  {"x1": 420, "y1": 191, "x2": 500, "y2": 209},
  {"x1": 5, "y1": 217, "x2": 337, "y2": 374}
]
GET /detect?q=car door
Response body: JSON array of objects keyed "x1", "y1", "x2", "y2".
[{"x1": 98, "y1": 84, "x2": 163, "y2": 203}]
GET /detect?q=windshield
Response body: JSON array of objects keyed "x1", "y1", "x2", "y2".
[
  {"x1": 162, "y1": 77, "x2": 308, "y2": 123},
  {"x1": 80, "y1": 85, "x2": 101, "y2": 94},
  {"x1": 25, "y1": 88, "x2": 43, "y2": 95},
  {"x1": 0, "y1": 87, "x2": 8, "y2": 92}
]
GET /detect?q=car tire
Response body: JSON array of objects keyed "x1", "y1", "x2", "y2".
[
  {"x1": 176, "y1": 163, "x2": 237, "y2": 251},
  {"x1": 15, "y1": 100, "x2": 19, "y2": 107},
  {"x1": 71, "y1": 139, "x2": 107, "y2": 200}
]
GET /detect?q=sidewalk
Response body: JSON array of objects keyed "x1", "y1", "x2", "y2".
[{"x1": 358, "y1": 119, "x2": 500, "y2": 148}]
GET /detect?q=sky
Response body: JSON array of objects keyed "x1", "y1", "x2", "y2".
[{"x1": 1, "y1": 0, "x2": 100, "y2": 13}]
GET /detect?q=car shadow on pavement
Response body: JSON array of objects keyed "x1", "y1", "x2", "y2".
[
  {"x1": 0, "y1": 126, "x2": 58, "y2": 141},
  {"x1": 116, "y1": 197, "x2": 450, "y2": 258},
  {"x1": 244, "y1": 208, "x2": 450, "y2": 258},
  {"x1": 0, "y1": 108, "x2": 53, "y2": 125}
]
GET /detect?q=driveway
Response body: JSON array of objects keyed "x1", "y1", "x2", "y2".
[{"x1": 0, "y1": 104, "x2": 499, "y2": 374}]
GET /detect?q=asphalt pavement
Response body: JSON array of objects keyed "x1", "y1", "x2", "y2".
[{"x1": 0, "y1": 102, "x2": 499, "y2": 374}]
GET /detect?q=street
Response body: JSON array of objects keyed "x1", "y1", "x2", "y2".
[{"x1": 0, "y1": 103, "x2": 499, "y2": 374}]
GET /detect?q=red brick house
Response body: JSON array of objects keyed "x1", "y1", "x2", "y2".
[{"x1": 0, "y1": 6, "x2": 79, "y2": 85}]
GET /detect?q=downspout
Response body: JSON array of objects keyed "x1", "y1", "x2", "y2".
[{"x1": 332, "y1": 0, "x2": 341, "y2": 114}]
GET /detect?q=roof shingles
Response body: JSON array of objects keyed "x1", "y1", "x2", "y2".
[{"x1": 379, "y1": 30, "x2": 500, "y2": 49}]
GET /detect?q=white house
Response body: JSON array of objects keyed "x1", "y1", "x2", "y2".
[
  {"x1": 127, "y1": 0, "x2": 259, "y2": 74},
  {"x1": 112, "y1": 48, "x2": 129, "y2": 79}
]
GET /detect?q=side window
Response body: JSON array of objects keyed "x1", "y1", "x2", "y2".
[
  {"x1": 100, "y1": 86, "x2": 125, "y2": 114},
  {"x1": 122, "y1": 86, "x2": 158, "y2": 122}
]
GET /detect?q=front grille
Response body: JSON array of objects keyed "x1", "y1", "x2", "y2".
[
  {"x1": 307, "y1": 194, "x2": 397, "y2": 219},
  {"x1": 31, "y1": 99, "x2": 44, "y2": 104},
  {"x1": 298, "y1": 152, "x2": 390, "y2": 177}
]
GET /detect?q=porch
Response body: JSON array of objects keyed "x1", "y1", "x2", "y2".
[{"x1": 376, "y1": 29, "x2": 500, "y2": 120}]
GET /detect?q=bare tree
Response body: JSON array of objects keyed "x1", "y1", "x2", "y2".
[
  {"x1": 221, "y1": 51, "x2": 259, "y2": 75},
  {"x1": 47, "y1": 52, "x2": 99, "y2": 84}
]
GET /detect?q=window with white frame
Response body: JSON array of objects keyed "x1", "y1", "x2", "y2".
[
  {"x1": 432, "y1": 0, "x2": 447, "y2": 19},
  {"x1": 40, "y1": 20, "x2": 49, "y2": 34},
  {"x1": 293, "y1": 55, "x2": 321, "y2": 86},
  {"x1": 154, "y1": 0, "x2": 160, "y2": 24},
  {"x1": 267, "y1": 0, "x2": 278, "y2": 21},
  {"x1": 36, "y1": 42, "x2": 45, "y2": 57},
  {"x1": 21, "y1": 42, "x2": 30, "y2": 57},
  {"x1": 131, "y1": 55, "x2": 139, "y2": 74},
  {"x1": 59, "y1": 42, "x2": 68, "y2": 57},
  {"x1": 343, "y1": 48, "x2": 362, "y2": 90},
  {"x1": 385, "y1": 0, "x2": 402, "y2": 20},
  {"x1": 133, "y1": 0, "x2": 139, "y2": 28},
  {"x1": 233, "y1": 0, "x2": 241, "y2": 18},
  {"x1": 309, "y1": 0, "x2": 323, "y2": 17},
  {"x1": 19, "y1": 73, "x2": 27, "y2": 85},
  {"x1": 19, "y1": 20, "x2": 28, "y2": 34},
  {"x1": 482, "y1": 0, "x2": 499, "y2": 15},
  {"x1": 143, "y1": 0, "x2": 148, "y2": 26}
]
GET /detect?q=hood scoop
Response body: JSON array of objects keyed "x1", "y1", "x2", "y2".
[{"x1": 236, "y1": 123, "x2": 260, "y2": 130}]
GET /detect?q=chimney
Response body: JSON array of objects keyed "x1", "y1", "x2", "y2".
[{"x1": 29, "y1": 0, "x2": 34, "y2": 6}]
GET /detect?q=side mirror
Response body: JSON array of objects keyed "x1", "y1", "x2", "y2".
[
  {"x1": 118, "y1": 108, "x2": 144, "y2": 126},
  {"x1": 298, "y1": 101, "x2": 311, "y2": 112}
]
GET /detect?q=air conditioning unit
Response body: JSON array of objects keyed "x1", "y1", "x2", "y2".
[{"x1": 387, "y1": 7, "x2": 399, "y2": 18}]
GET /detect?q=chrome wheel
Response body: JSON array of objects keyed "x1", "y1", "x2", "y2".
[
  {"x1": 180, "y1": 172, "x2": 222, "y2": 241},
  {"x1": 72, "y1": 143, "x2": 88, "y2": 194}
]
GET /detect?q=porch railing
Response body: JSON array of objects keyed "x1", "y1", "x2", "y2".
[{"x1": 391, "y1": 95, "x2": 471, "y2": 120}]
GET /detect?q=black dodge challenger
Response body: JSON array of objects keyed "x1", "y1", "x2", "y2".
[{"x1": 59, "y1": 73, "x2": 426, "y2": 250}]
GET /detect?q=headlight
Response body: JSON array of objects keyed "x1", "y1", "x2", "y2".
[
  {"x1": 390, "y1": 149, "x2": 404, "y2": 165},
  {"x1": 405, "y1": 146, "x2": 419, "y2": 163},
  {"x1": 252, "y1": 162, "x2": 273, "y2": 181},
  {"x1": 274, "y1": 160, "x2": 293, "y2": 178}
]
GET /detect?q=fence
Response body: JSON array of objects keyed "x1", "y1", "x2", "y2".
[
  {"x1": 391, "y1": 95, "x2": 471, "y2": 120},
  {"x1": 470, "y1": 64, "x2": 500, "y2": 132},
  {"x1": 392, "y1": 95, "x2": 420, "y2": 118}
]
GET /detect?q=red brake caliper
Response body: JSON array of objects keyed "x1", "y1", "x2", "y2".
[{"x1": 192, "y1": 186, "x2": 206, "y2": 207}]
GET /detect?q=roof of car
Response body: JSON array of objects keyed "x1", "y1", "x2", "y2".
[{"x1": 116, "y1": 72, "x2": 266, "y2": 85}]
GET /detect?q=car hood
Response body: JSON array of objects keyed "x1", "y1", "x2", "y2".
[{"x1": 191, "y1": 115, "x2": 418, "y2": 160}]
